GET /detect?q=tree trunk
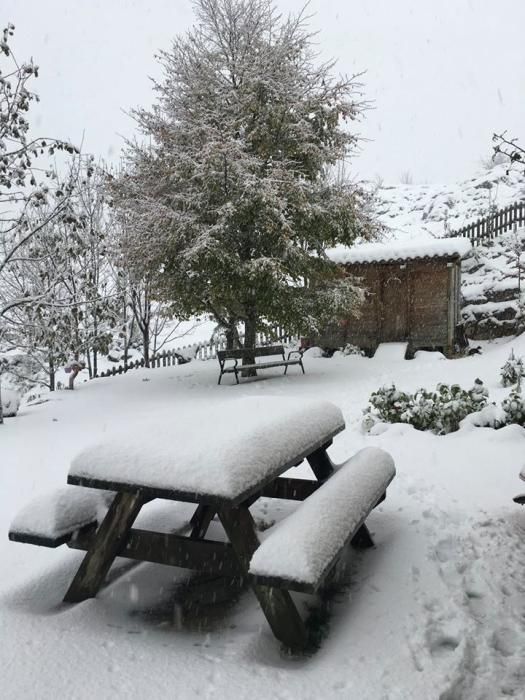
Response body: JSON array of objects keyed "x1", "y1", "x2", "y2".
[
  {"x1": 242, "y1": 311, "x2": 257, "y2": 377},
  {"x1": 143, "y1": 326, "x2": 150, "y2": 368},
  {"x1": 0, "y1": 381, "x2": 4, "y2": 425},
  {"x1": 93, "y1": 348, "x2": 98, "y2": 379},
  {"x1": 225, "y1": 320, "x2": 240, "y2": 350},
  {"x1": 86, "y1": 347, "x2": 93, "y2": 379},
  {"x1": 49, "y1": 357, "x2": 56, "y2": 392}
]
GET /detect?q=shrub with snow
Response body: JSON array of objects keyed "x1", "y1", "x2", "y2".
[
  {"x1": 1, "y1": 387, "x2": 21, "y2": 418},
  {"x1": 363, "y1": 379, "x2": 488, "y2": 435},
  {"x1": 500, "y1": 386, "x2": 525, "y2": 427},
  {"x1": 342, "y1": 343, "x2": 366, "y2": 357},
  {"x1": 500, "y1": 350, "x2": 525, "y2": 387}
]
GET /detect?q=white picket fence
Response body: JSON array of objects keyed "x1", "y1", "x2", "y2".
[{"x1": 95, "y1": 327, "x2": 297, "y2": 379}]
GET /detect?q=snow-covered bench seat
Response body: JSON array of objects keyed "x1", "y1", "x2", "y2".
[
  {"x1": 8, "y1": 487, "x2": 111, "y2": 548},
  {"x1": 249, "y1": 447, "x2": 395, "y2": 593}
]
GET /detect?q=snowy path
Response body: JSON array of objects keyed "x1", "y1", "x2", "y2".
[{"x1": 1, "y1": 338, "x2": 524, "y2": 699}]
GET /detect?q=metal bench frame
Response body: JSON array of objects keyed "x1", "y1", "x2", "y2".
[{"x1": 217, "y1": 344, "x2": 304, "y2": 384}]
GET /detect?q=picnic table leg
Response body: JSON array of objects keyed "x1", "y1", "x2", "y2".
[
  {"x1": 63, "y1": 491, "x2": 145, "y2": 603},
  {"x1": 351, "y1": 523, "x2": 375, "y2": 548},
  {"x1": 306, "y1": 444, "x2": 335, "y2": 481},
  {"x1": 218, "y1": 505, "x2": 308, "y2": 650},
  {"x1": 189, "y1": 504, "x2": 216, "y2": 539}
]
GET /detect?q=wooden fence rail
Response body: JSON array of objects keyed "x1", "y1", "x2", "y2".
[
  {"x1": 94, "y1": 327, "x2": 296, "y2": 379},
  {"x1": 449, "y1": 201, "x2": 525, "y2": 246}
]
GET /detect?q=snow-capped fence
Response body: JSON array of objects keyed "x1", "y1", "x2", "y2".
[
  {"x1": 94, "y1": 327, "x2": 296, "y2": 379},
  {"x1": 449, "y1": 201, "x2": 525, "y2": 246}
]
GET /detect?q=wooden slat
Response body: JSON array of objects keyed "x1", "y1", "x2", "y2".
[
  {"x1": 9, "y1": 521, "x2": 98, "y2": 549},
  {"x1": 68, "y1": 527, "x2": 242, "y2": 577},
  {"x1": 259, "y1": 477, "x2": 320, "y2": 501}
]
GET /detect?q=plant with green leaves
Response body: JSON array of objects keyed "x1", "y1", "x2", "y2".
[
  {"x1": 500, "y1": 349, "x2": 525, "y2": 387},
  {"x1": 363, "y1": 379, "x2": 488, "y2": 435}
]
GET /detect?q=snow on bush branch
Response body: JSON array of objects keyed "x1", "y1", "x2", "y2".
[
  {"x1": 500, "y1": 350, "x2": 525, "y2": 387},
  {"x1": 363, "y1": 380, "x2": 489, "y2": 435}
]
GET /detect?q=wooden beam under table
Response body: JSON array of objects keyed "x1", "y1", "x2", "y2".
[
  {"x1": 69, "y1": 527, "x2": 242, "y2": 578},
  {"x1": 218, "y1": 505, "x2": 308, "y2": 651},
  {"x1": 63, "y1": 491, "x2": 146, "y2": 603}
]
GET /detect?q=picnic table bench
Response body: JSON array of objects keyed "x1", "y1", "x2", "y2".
[
  {"x1": 217, "y1": 345, "x2": 304, "y2": 384},
  {"x1": 9, "y1": 398, "x2": 395, "y2": 651}
]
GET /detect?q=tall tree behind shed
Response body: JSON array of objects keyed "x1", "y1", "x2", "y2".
[{"x1": 110, "y1": 0, "x2": 381, "y2": 361}]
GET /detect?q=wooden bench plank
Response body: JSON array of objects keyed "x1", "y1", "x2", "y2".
[
  {"x1": 249, "y1": 448, "x2": 396, "y2": 593},
  {"x1": 8, "y1": 487, "x2": 109, "y2": 548}
]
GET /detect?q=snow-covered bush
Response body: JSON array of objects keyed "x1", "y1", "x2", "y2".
[
  {"x1": 500, "y1": 350, "x2": 524, "y2": 387},
  {"x1": 363, "y1": 379, "x2": 488, "y2": 435},
  {"x1": 342, "y1": 343, "x2": 366, "y2": 357},
  {"x1": 1, "y1": 387, "x2": 21, "y2": 418},
  {"x1": 500, "y1": 387, "x2": 525, "y2": 427}
]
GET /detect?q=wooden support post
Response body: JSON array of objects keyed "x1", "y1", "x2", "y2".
[
  {"x1": 218, "y1": 505, "x2": 308, "y2": 650},
  {"x1": 306, "y1": 444, "x2": 335, "y2": 482},
  {"x1": 350, "y1": 523, "x2": 375, "y2": 549},
  {"x1": 189, "y1": 504, "x2": 216, "y2": 539},
  {"x1": 63, "y1": 491, "x2": 145, "y2": 603}
]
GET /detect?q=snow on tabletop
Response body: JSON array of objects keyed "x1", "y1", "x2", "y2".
[
  {"x1": 9, "y1": 487, "x2": 108, "y2": 539},
  {"x1": 69, "y1": 398, "x2": 345, "y2": 500},
  {"x1": 326, "y1": 238, "x2": 472, "y2": 265},
  {"x1": 249, "y1": 447, "x2": 395, "y2": 586}
]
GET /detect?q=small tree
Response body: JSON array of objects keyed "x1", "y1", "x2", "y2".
[
  {"x1": 0, "y1": 24, "x2": 79, "y2": 419},
  {"x1": 110, "y1": 0, "x2": 381, "y2": 365}
]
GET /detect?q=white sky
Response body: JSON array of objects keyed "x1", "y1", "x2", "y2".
[{"x1": 3, "y1": 0, "x2": 524, "y2": 183}]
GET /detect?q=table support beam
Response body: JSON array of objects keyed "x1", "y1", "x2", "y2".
[
  {"x1": 218, "y1": 505, "x2": 308, "y2": 651},
  {"x1": 64, "y1": 491, "x2": 145, "y2": 603}
]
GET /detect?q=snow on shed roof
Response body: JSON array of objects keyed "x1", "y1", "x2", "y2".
[{"x1": 327, "y1": 238, "x2": 472, "y2": 265}]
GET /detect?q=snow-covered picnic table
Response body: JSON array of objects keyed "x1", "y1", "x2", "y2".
[{"x1": 9, "y1": 397, "x2": 396, "y2": 650}]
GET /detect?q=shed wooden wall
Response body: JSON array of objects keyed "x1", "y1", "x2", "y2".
[{"x1": 316, "y1": 258, "x2": 462, "y2": 356}]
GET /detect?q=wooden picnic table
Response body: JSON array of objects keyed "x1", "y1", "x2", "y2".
[{"x1": 9, "y1": 397, "x2": 395, "y2": 651}]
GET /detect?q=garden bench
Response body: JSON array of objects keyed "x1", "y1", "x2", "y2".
[
  {"x1": 217, "y1": 345, "x2": 304, "y2": 384},
  {"x1": 8, "y1": 397, "x2": 395, "y2": 651}
]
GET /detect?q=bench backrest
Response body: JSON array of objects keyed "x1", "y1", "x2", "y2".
[{"x1": 217, "y1": 345, "x2": 285, "y2": 361}]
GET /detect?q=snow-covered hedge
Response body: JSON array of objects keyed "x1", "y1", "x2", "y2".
[
  {"x1": 1, "y1": 387, "x2": 21, "y2": 418},
  {"x1": 363, "y1": 380, "x2": 488, "y2": 435}
]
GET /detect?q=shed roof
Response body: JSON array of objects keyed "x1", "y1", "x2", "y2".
[{"x1": 327, "y1": 238, "x2": 472, "y2": 266}]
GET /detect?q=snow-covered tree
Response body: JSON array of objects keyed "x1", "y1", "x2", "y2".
[
  {"x1": 0, "y1": 24, "x2": 79, "y2": 420},
  {"x1": 110, "y1": 0, "x2": 380, "y2": 361}
]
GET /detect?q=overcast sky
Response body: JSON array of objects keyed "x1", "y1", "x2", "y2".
[{"x1": 3, "y1": 0, "x2": 524, "y2": 183}]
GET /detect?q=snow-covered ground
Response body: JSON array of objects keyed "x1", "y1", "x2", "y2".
[
  {"x1": 2, "y1": 335, "x2": 524, "y2": 699},
  {"x1": 377, "y1": 163, "x2": 525, "y2": 243}
]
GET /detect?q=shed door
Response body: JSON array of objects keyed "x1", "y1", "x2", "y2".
[{"x1": 381, "y1": 272, "x2": 408, "y2": 341}]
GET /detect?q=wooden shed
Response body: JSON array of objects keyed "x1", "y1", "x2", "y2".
[{"x1": 321, "y1": 239, "x2": 472, "y2": 357}]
